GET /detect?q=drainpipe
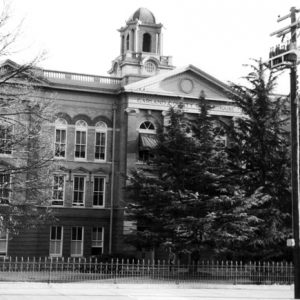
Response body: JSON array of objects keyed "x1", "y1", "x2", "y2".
[{"x1": 109, "y1": 104, "x2": 117, "y2": 255}]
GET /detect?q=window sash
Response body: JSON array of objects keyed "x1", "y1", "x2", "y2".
[
  {"x1": 95, "y1": 132, "x2": 106, "y2": 160},
  {"x1": 52, "y1": 175, "x2": 64, "y2": 206},
  {"x1": 73, "y1": 176, "x2": 85, "y2": 206},
  {"x1": 0, "y1": 231, "x2": 7, "y2": 255},
  {"x1": 75, "y1": 131, "x2": 86, "y2": 158},
  {"x1": 55, "y1": 129, "x2": 66, "y2": 158},
  {"x1": 93, "y1": 177, "x2": 104, "y2": 206},
  {"x1": 71, "y1": 227, "x2": 83, "y2": 256},
  {"x1": 0, "y1": 126, "x2": 12, "y2": 155},
  {"x1": 92, "y1": 227, "x2": 103, "y2": 250},
  {"x1": 0, "y1": 174, "x2": 10, "y2": 204},
  {"x1": 49, "y1": 226, "x2": 63, "y2": 256}
]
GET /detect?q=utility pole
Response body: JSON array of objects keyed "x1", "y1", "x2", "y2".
[{"x1": 270, "y1": 7, "x2": 300, "y2": 299}]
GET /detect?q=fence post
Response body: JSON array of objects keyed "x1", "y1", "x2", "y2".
[
  {"x1": 176, "y1": 259, "x2": 179, "y2": 285},
  {"x1": 115, "y1": 258, "x2": 118, "y2": 284},
  {"x1": 49, "y1": 257, "x2": 53, "y2": 284}
]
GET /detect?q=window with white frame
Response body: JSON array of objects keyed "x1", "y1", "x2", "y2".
[
  {"x1": 91, "y1": 227, "x2": 103, "y2": 255},
  {"x1": 0, "y1": 124, "x2": 12, "y2": 155},
  {"x1": 93, "y1": 177, "x2": 105, "y2": 207},
  {"x1": 0, "y1": 230, "x2": 8, "y2": 256},
  {"x1": 49, "y1": 226, "x2": 63, "y2": 257},
  {"x1": 75, "y1": 120, "x2": 87, "y2": 159},
  {"x1": 71, "y1": 226, "x2": 83, "y2": 257},
  {"x1": 95, "y1": 122, "x2": 107, "y2": 161},
  {"x1": 54, "y1": 118, "x2": 67, "y2": 158},
  {"x1": 0, "y1": 173, "x2": 10, "y2": 204},
  {"x1": 73, "y1": 176, "x2": 85, "y2": 206},
  {"x1": 52, "y1": 175, "x2": 65, "y2": 206}
]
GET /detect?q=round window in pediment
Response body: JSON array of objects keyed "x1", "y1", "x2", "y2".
[{"x1": 179, "y1": 78, "x2": 194, "y2": 94}]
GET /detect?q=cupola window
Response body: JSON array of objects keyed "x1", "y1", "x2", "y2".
[
  {"x1": 142, "y1": 33, "x2": 151, "y2": 52},
  {"x1": 126, "y1": 34, "x2": 130, "y2": 51}
]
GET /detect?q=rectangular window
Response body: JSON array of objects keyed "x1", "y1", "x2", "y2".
[
  {"x1": 93, "y1": 177, "x2": 105, "y2": 207},
  {"x1": 95, "y1": 132, "x2": 106, "y2": 160},
  {"x1": 52, "y1": 175, "x2": 64, "y2": 206},
  {"x1": 49, "y1": 226, "x2": 63, "y2": 257},
  {"x1": 75, "y1": 131, "x2": 86, "y2": 159},
  {"x1": 55, "y1": 129, "x2": 66, "y2": 158},
  {"x1": 71, "y1": 226, "x2": 83, "y2": 257},
  {"x1": 73, "y1": 176, "x2": 85, "y2": 206},
  {"x1": 91, "y1": 227, "x2": 103, "y2": 256},
  {"x1": 0, "y1": 125, "x2": 12, "y2": 155},
  {"x1": 215, "y1": 136, "x2": 227, "y2": 148},
  {"x1": 0, "y1": 230, "x2": 8, "y2": 256},
  {"x1": 0, "y1": 174, "x2": 10, "y2": 204}
]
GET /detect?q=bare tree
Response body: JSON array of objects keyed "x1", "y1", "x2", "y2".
[{"x1": 0, "y1": 2, "x2": 55, "y2": 235}]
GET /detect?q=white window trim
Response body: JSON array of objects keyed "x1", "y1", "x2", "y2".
[
  {"x1": 94, "y1": 128, "x2": 107, "y2": 162},
  {"x1": 92, "y1": 176, "x2": 106, "y2": 208},
  {"x1": 54, "y1": 128, "x2": 67, "y2": 159},
  {"x1": 138, "y1": 120, "x2": 156, "y2": 134},
  {"x1": 0, "y1": 230, "x2": 8, "y2": 257},
  {"x1": 49, "y1": 226, "x2": 63, "y2": 257},
  {"x1": 72, "y1": 175, "x2": 86, "y2": 207},
  {"x1": 71, "y1": 226, "x2": 84, "y2": 257},
  {"x1": 91, "y1": 227, "x2": 104, "y2": 254},
  {"x1": 51, "y1": 174, "x2": 66, "y2": 207},
  {"x1": 74, "y1": 120, "x2": 88, "y2": 161}
]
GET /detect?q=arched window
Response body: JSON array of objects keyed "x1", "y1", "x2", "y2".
[
  {"x1": 139, "y1": 121, "x2": 155, "y2": 131},
  {"x1": 121, "y1": 36, "x2": 125, "y2": 54},
  {"x1": 95, "y1": 121, "x2": 107, "y2": 161},
  {"x1": 131, "y1": 29, "x2": 135, "y2": 51},
  {"x1": 75, "y1": 120, "x2": 87, "y2": 159},
  {"x1": 126, "y1": 34, "x2": 130, "y2": 51},
  {"x1": 142, "y1": 33, "x2": 151, "y2": 52},
  {"x1": 138, "y1": 121, "x2": 157, "y2": 162},
  {"x1": 54, "y1": 118, "x2": 67, "y2": 158}
]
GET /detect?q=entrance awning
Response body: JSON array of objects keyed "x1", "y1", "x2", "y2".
[{"x1": 139, "y1": 134, "x2": 158, "y2": 149}]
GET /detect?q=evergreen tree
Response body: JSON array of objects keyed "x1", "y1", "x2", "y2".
[
  {"x1": 225, "y1": 60, "x2": 291, "y2": 260},
  {"x1": 126, "y1": 97, "x2": 262, "y2": 259}
]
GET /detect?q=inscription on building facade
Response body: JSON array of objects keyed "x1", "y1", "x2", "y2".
[{"x1": 128, "y1": 96, "x2": 243, "y2": 116}]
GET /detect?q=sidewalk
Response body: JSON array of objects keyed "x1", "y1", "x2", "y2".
[{"x1": 0, "y1": 282, "x2": 296, "y2": 300}]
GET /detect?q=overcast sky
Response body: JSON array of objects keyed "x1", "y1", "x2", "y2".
[{"x1": 6, "y1": 0, "x2": 300, "y2": 94}]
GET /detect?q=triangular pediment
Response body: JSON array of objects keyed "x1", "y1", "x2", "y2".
[
  {"x1": 0, "y1": 59, "x2": 49, "y2": 85},
  {"x1": 124, "y1": 65, "x2": 233, "y2": 102}
]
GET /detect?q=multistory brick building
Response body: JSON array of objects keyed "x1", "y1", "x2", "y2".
[{"x1": 0, "y1": 7, "x2": 241, "y2": 258}]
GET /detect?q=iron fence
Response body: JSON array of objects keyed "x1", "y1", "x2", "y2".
[{"x1": 0, "y1": 257, "x2": 294, "y2": 284}]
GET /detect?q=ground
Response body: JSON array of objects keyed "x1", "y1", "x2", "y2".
[{"x1": 0, "y1": 283, "x2": 296, "y2": 300}]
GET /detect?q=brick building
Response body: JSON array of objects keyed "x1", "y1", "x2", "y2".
[{"x1": 0, "y1": 8, "x2": 241, "y2": 258}]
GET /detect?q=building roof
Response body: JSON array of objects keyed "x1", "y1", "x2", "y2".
[{"x1": 129, "y1": 7, "x2": 156, "y2": 24}]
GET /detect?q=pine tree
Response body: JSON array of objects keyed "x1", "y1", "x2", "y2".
[
  {"x1": 126, "y1": 97, "x2": 262, "y2": 259},
  {"x1": 126, "y1": 104, "x2": 201, "y2": 253},
  {"x1": 225, "y1": 60, "x2": 291, "y2": 260}
]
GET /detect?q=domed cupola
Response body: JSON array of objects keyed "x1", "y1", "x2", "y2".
[
  {"x1": 108, "y1": 8, "x2": 174, "y2": 84},
  {"x1": 129, "y1": 7, "x2": 156, "y2": 24}
]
